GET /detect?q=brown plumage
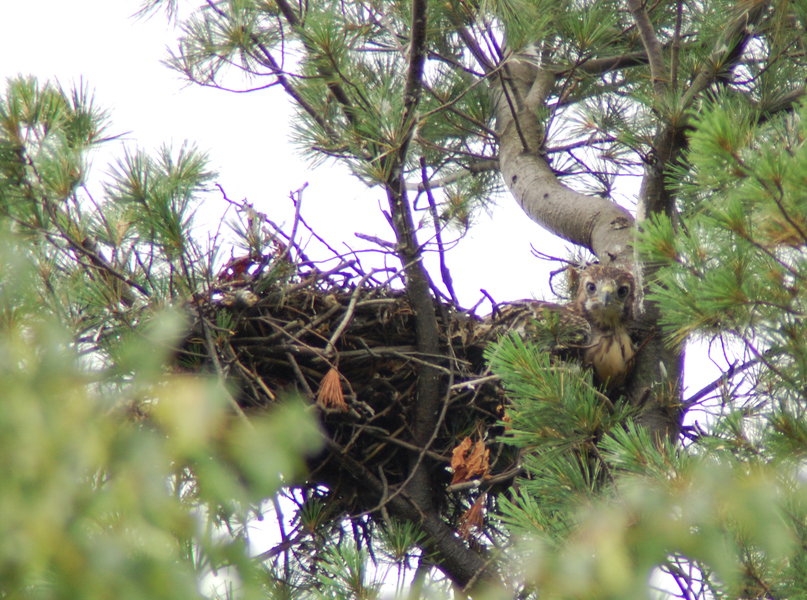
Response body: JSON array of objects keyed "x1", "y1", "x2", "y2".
[{"x1": 491, "y1": 265, "x2": 636, "y2": 390}]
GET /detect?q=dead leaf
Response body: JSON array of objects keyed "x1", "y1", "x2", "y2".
[
  {"x1": 459, "y1": 492, "x2": 486, "y2": 539},
  {"x1": 450, "y1": 437, "x2": 490, "y2": 485},
  {"x1": 316, "y1": 367, "x2": 347, "y2": 411}
]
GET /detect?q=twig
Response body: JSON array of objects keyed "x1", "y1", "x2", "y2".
[
  {"x1": 671, "y1": 0, "x2": 683, "y2": 90},
  {"x1": 682, "y1": 352, "x2": 770, "y2": 409},
  {"x1": 358, "y1": 342, "x2": 455, "y2": 517},
  {"x1": 264, "y1": 320, "x2": 331, "y2": 362},
  {"x1": 445, "y1": 465, "x2": 524, "y2": 493},
  {"x1": 498, "y1": 70, "x2": 530, "y2": 153},
  {"x1": 199, "y1": 313, "x2": 252, "y2": 427},
  {"x1": 420, "y1": 157, "x2": 459, "y2": 305},
  {"x1": 403, "y1": 159, "x2": 499, "y2": 192},
  {"x1": 232, "y1": 356, "x2": 277, "y2": 402},
  {"x1": 361, "y1": 426, "x2": 451, "y2": 463},
  {"x1": 285, "y1": 352, "x2": 315, "y2": 401},
  {"x1": 387, "y1": 351, "x2": 455, "y2": 376},
  {"x1": 450, "y1": 374, "x2": 499, "y2": 391},
  {"x1": 63, "y1": 232, "x2": 150, "y2": 297},
  {"x1": 354, "y1": 232, "x2": 396, "y2": 249},
  {"x1": 479, "y1": 288, "x2": 498, "y2": 316},
  {"x1": 325, "y1": 269, "x2": 378, "y2": 356},
  {"x1": 282, "y1": 259, "x2": 356, "y2": 294},
  {"x1": 279, "y1": 183, "x2": 308, "y2": 263},
  {"x1": 529, "y1": 245, "x2": 581, "y2": 265}
]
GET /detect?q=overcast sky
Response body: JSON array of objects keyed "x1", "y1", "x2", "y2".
[{"x1": 0, "y1": 0, "x2": 724, "y2": 406}]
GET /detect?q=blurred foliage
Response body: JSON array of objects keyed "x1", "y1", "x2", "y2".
[{"x1": 0, "y1": 75, "x2": 323, "y2": 599}]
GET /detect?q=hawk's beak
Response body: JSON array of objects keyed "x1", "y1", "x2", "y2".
[{"x1": 599, "y1": 284, "x2": 615, "y2": 306}]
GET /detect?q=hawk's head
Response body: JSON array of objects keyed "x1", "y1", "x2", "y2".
[{"x1": 575, "y1": 265, "x2": 634, "y2": 330}]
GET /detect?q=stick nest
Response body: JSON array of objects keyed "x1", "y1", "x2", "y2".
[{"x1": 180, "y1": 253, "x2": 515, "y2": 516}]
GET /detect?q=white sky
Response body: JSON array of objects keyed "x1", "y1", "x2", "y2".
[{"x1": 0, "y1": 0, "x2": 724, "y2": 421}]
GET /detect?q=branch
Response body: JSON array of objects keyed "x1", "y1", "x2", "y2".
[
  {"x1": 559, "y1": 51, "x2": 649, "y2": 76},
  {"x1": 420, "y1": 158, "x2": 458, "y2": 305},
  {"x1": 445, "y1": 464, "x2": 524, "y2": 493},
  {"x1": 626, "y1": 0, "x2": 667, "y2": 96},
  {"x1": 272, "y1": 0, "x2": 300, "y2": 27},
  {"x1": 402, "y1": 0, "x2": 429, "y2": 121},
  {"x1": 680, "y1": 3, "x2": 769, "y2": 110},
  {"x1": 683, "y1": 350, "x2": 775, "y2": 410},
  {"x1": 374, "y1": 1, "x2": 498, "y2": 589},
  {"x1": 198, "y1": 312, "x2": 252, "y2": 427},
  {"x1": 403, "y1": 159, "x2": 499, "y2": 192},
  {"x1": 757, "y1": 85, "x2": 806, "y2": 120},
  {"x1": 493, "y1": 60, "x2": 635, "y2": 264},
  {"x1": 77, "y1": 235, "x2": 150, "y2": 299},
  {"x1": 325, "y1": 269, "x2": 377, "y2": 355},
  {"x1": 671, "y1": 1, "x2": 683, "y2": 90},
  {"x1": 320, "y1": 435, "x2": 495, "y2": 590}
]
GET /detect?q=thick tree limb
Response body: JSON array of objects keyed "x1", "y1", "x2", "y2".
[
  {"x1": 638, "y1": 2, "x2": 771, "y2": 222},
  {"x1": 626, "y1": 0, "x2": 668, "y2": 96},
  {"x1": 377, "y1": 0, "x2": 500, "y2": 590},
  {"x1": 628, "y1": 4, "x2": 771, "y2": 440},
  {"x1": 492, "y1": 54, "x2": 683, "y2": 439},
  {"x1": 494, "y1": 60, "x2": 635, "y2": 265}
]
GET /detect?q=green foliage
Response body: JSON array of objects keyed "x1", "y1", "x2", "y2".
[
  {"x1": 482, "y1": 95, "x2": 807, "y2": 598},
  {"x1": 490, "y1": 330, "x2": 807, "y2": 599},
  {"x1": 316, "y1": 544, "x2": 383, "y2": 600},
  {"x1": 487, "y1": 334, "x2": 634, "y2": 455},
  {"x1": 0, "y1": 242, "x2": 321, "y2": 599},
  {"x1": 488, "y1": 333, "x2": 633, "y2": 540},
  {"x1": 105, "y1": 143, "x2": 214, "y2": 259},
  {"x1": 378, "y1": 519, "x2": 426, "y2": 568},
  {"x1": 0, "y1": 75, "x2": 325, "y2": 599},
  {"x1": 638, "y1": 97, "x2": 807, "y2": 363},
  {"x1": 14, "y1": 0, "x2": 807, "y2": 596}
]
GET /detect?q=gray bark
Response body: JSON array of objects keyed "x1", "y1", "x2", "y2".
[{"x1": 493, "y1": 60, "x2": 635, "y2": 268}]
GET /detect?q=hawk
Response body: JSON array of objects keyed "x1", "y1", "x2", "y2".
[{"x1": 491, "y1": 265, "x2": 636, "y2": 390}]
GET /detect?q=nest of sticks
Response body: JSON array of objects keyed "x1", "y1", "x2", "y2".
[{"x1": 179, "y1": 242, "x2": 517, "y2": 518}]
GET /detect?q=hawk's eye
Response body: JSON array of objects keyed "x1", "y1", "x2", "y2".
[
  {"x1": 585, "y1": 282, "x2": 597, "y2": 294},
  {"x1": 617, "y1": 285, "x2": 630, "y2": 299}
]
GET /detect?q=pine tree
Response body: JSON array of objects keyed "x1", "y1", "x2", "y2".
[{"x1": 4, "y1": 0, "x2": 807, "y2": 598}]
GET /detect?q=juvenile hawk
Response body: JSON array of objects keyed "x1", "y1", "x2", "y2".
[{"x1": 492, "y1": 265, "x2": 636, "y2": 390}]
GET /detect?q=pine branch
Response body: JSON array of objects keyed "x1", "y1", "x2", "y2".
[
  {"x1": 680, "y1": 3, "x2": 770, "y2": 110},
  {"x1": 403, "y1": 159, "x2": 499, "y2": 192}
]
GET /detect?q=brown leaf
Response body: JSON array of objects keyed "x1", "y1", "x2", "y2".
[
  {"x1": 458, "y1": 492, "x2": 486, "y2": 539},
  {"x1": 316, "y1": 367, "x2": 347, "y2": 411},
  {"x1": 499, "y1": 405, "x2": 512, "y2": 431},
  {"x1": 450, "y1": 437, "x2": 490, "y2": 485}
]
